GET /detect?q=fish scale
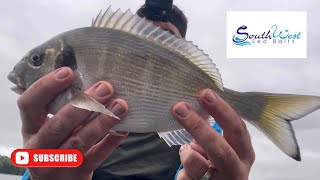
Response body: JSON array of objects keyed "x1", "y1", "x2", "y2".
[
  {"x1": 63, "y1": 31, "x2": 208, "y2": 132},
  {"x1": 75, "y1": 35, "x2": 211, "y2": 93}
]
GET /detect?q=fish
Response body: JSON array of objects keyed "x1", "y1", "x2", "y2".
[{"x1": 7, "y1": 7, "x2": 320, "y2": 161}]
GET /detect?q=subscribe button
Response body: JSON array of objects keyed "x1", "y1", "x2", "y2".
[{"x1": 11, "y1": 149, "x2": 83, "y2": 167}]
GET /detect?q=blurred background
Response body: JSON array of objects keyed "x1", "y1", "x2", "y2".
[{"x1": 0, "y1": 0, "x2": 319, "y2": 179}]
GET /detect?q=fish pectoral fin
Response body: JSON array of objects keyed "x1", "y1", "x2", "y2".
[
  {"x1": 246, "y1": 92, "x2": 320, "y2": 161},
  {"x1": 108, "y1": 130, "x2": 126, "y2": 137},
  {"x1": 158, "y1": 119, "x2": 217, "y2": 146},
  {"x1": 70, "y1": 92, "x2": 120, "y2": 120}
]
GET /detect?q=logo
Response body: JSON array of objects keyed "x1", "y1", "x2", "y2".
[
  {"x1": 232, "y1": 25, "x2": 301, "y2": 46},
  {"x1": 15, "y1": 151, "x2": 29, "y2": 165},
  {"x1": 226, "y1": 11, "x2": 307, "y2": 58}
]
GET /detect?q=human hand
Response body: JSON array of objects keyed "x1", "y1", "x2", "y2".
[
  {"x1": 171, "y1": 89, "x2": 255, "y2": 180},
  {"x1": 17, "y1": 67, "x2": 128, "y2": 180}
]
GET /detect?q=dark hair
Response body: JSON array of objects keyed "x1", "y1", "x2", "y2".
[{"x1": 137, "y1": 4, "x2": 188, "y2": 38}]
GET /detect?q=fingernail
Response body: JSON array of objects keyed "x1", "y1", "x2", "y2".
[
  {"x1": 111, "y1": 103, "x2": 125, "y2": 116},
  {"x1": 55, "y1": 68, "x2": 70, "y2": 80},
  {"x1": 205, "y1": 90, "x2": 216, "y2": 103},
  {"x1": 95, "y1": 83, "x2": 110, "y2": 97},
  {"x1": 179, "y1": 144, "x2": 190, "y2": 154},
  {"x1": 174, "y1": 103, "x2": 190, "y2": 118}
]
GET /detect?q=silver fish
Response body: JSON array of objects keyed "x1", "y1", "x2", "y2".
[{"x1": 7, "y1": 7, "x2": 320, "y2": 161}]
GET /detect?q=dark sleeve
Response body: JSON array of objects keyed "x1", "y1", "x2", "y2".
[{"x1": 92, "y1": 133, "x2": 181, "y2": 180}]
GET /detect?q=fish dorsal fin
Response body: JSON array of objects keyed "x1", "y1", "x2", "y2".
[{"x1": 92, "y1": 7, "x2": 224, "y2": 90}]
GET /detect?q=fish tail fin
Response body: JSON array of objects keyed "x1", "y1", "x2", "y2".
[{"x1": 243, "y1": 92, "x2": 320, "y2": 161}]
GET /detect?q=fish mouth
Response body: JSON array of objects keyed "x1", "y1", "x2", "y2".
[
  {"x1": 7, "y1": 72, "x2": 26, "y2": 94},
  {"x1": 10, "y1": 86, "x2": 26, "y2": 95}
]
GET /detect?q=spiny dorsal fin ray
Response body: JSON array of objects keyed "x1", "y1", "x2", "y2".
[
  {"x1": 93, "y1": 9, "x2": 102, "y2": 27},
  {"x1": 91, "y1": 7, "x2": 224, "y2": 90}
]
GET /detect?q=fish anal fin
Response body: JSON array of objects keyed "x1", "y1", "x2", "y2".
[
  {"x1": 158, "y1": 129, "x2": 193, "y2": 147},
  {"x1": 158, "y1": 119, "x2": 217, "y2": 146}
]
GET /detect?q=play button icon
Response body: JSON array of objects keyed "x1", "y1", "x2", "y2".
[{"x1": 15, "y1": 152, "x2": 29, "y2": 165}]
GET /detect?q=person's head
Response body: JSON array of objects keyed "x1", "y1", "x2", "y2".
[{"x1": 136, "y1": 4, "x2": 188, "y2": 38}]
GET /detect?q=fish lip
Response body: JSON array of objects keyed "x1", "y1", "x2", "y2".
[
  {"x1": 7, "y1": 72, "x2": 18, "y2": 85},
  {"x1": 10, "y1": 86, "x2": 26, "y2": 95},
  {"x1": 7, "y1": 71, "x2": 26, "y2": 89}
]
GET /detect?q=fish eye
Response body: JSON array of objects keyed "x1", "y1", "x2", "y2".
[{"x1": 30, "y1": 53, "x2": 42, "y2": 66}]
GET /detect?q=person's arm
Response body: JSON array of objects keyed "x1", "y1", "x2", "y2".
[
  {"x1": 172, "y1": 89, "x2": 255, "y2": 180},
  {"x1": 18, "y1": 67, "x2": 128, "y2": 180}
]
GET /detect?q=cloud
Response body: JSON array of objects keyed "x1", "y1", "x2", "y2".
[
  {"x1": 0, "y1": 146, "x2": 15, "y2": 157},
  {"x1": 248, "y1": 127, "x2": 320, "y2": 179}
]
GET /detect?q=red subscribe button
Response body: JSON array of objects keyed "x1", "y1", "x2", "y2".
[{"x1": 11, "y1": 149, "x2": 83, "y2": 167}]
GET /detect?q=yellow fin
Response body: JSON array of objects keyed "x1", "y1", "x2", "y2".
[{"x1": 247, "y1": 92, "x2": 320, "y2": 161}]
